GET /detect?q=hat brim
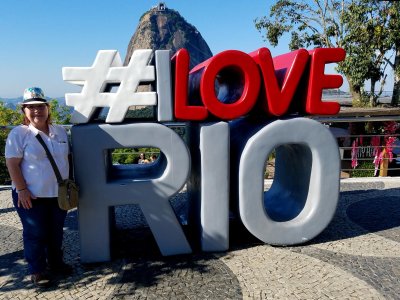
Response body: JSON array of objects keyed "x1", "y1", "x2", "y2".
[{"x1": 22, "y1": 98, "x2": 48, "y2": 105}]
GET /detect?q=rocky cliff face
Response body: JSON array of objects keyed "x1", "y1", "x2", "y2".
[{"x1": 124, "y1": 4, "x2": 213, "y2": 69}]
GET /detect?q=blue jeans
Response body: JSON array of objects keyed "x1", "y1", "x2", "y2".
[{"x1": 12, "y1": 189, "x2": 67, "y2": 274}]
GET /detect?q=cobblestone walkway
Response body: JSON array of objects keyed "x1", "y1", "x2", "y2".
[{"x1": 0, "y1": 179, "x2": 399, "y2": 299}]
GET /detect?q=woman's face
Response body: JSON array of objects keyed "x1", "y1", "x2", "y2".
[{"x1": 23, "y1": 104, "x2": 49, "y2": 127}]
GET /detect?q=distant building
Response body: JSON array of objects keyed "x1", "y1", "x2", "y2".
[
  {"x1": 152, "y1": 2, "x2": 166, "y2": 11},
  {"x1": 158, "y1": 2, "x2": 166, "y2": 11}
]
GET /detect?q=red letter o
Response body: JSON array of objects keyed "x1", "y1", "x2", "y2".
[{"x1": 200, "y1": 50, "x2": 261, "y2": 120}]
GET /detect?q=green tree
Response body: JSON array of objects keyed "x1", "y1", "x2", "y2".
[
  {"x1": 386, "y1": 1, "x2": 400, "y2": 106},
  {"x1": 112, "y1": 148, "x2": 137, "y2": 164},
  {"x1": 111, "y1": 147, "x2": 160, "y2": 164},
  {"x1": 340, "y1": 0, "x2": 400, "y2": 106},
  {"x1": 254, "y1": 0, "x2": 399, "y2": 107},
  {"x1": 0, "y1": 101, "x2": 23, "y2": 184},
  {"x1": 0, "y1": 101, "x2": 23, "y2": 126},
  {"x1": 49, "y1": 99, "x2": 71, "y2": 124}
]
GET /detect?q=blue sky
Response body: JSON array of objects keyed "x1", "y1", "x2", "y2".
[{"x1": 0, "y1": 0, "x2": 349, "y2": 99}]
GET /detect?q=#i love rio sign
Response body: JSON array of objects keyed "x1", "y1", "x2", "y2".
[{"x1": 63, "y1": 47, "x2": 344, "y2": 262}]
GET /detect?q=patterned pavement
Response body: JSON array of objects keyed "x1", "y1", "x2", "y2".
[{"x1": 0, "y1": 178, "x2": 399, "y2": 299}]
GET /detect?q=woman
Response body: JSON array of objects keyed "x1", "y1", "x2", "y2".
[
  {"x1": 5, "y1": 87, "x2": 72, "y2": 287},
  {"x1": 138, "y1": 152, "x2": 149, "y2": 164}
]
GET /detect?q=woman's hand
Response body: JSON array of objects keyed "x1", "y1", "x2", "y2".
[
  {"x1": 6, "y1": 157, "x2": 37, "y2": 209},
  {"x1": 17, "y1": 189, "x2": 36, "y2": 209}
]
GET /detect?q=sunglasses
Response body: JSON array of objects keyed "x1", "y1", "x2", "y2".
[{"x1": 23, "y1": 104, "x2": 48, "y2": 110}]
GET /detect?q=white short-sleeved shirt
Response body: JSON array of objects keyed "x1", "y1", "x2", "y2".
[{"x1": 5, "y1": 124, "x2": 70, "y2": 197}]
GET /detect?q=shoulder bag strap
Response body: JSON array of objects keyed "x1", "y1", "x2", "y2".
[{"x1": 35, "y1": 134, "x2": 63, "y2": 184}]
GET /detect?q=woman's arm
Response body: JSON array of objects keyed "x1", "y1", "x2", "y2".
[{"x1": 6, "y1": 157, "x2": 36, "y2": 209}]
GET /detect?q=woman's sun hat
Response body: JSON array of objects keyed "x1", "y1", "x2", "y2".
[{"x1": 22, "y1": 87, "x2": 48, "y2": 105}]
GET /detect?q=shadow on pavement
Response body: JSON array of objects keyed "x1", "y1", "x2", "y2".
[{"x1": 312, "y1": 188, "x2": 400, "y2": 245}]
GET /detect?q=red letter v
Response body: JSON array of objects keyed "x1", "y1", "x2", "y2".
[{"x1": 250, "y1": 48, "x2": 309, "y2": 116}]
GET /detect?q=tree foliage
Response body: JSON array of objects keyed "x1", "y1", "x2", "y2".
[
  {"x1": 255, "y1": 0, "x2": 344, "y2": 49},
  {"x1": 339, "y1": 0, "x2": 399, "y2": 106},
  {"x1": 112, "y1": 148, "x2": 160, "y2": 164},
  {"x1": 49, "y1": 99, "x2": 72, "y2": 125},
  {"x1": 385, "y1": 1, "x2": 400, "y2": 106},
  {"x1": 255, "y1": 0, "x2": 400, "y2": 107},
  {"x1": 0, "y1": 102, "x2": 23, "y2": 126},
  {"x1": 0, "y1": 101, "x2": 23, "y2": 184}
]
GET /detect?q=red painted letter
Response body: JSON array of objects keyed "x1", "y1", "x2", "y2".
[
  {"x1": 173, "y1": 49, "x2": 208, "y2": 120},
  {"x1": 250, "y1": 48, "x2": 309, "y2": 116},
  {"x1": 306, "y1": 48, "x2": 346, "y2": 115},
  {"x1": 198, "y1": 50, "x2": 261, "y2": 120}
]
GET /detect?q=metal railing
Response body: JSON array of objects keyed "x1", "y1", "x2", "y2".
[
  {"x1": 337, "y1": 136, "x2": 400, "y2": 175},
  {"x1": 1, "y1": 118, "x2": 399, "y2": 180},
  {"x1": 313, "y1": 115, "x2": 400, "y2": 178}
]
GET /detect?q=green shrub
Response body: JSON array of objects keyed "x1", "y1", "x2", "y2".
[
  {"x1": 0, "y1": 129, "x2": 11, "y2": 184},
  {"x1": 350, "y1": 161, "x2": 375, "y2": 177},
  {"x1": 111, "y1": 147, "x2": 160, "y2": 164}
]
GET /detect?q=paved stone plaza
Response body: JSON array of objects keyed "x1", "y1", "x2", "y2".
[{"x1": 0, "y1": 178, "x2": 399, "y2": 299}]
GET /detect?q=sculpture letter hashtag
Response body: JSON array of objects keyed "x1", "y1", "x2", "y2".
[{"x1": 63, "y1": 49, "x2": 156, "y2": 123}]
